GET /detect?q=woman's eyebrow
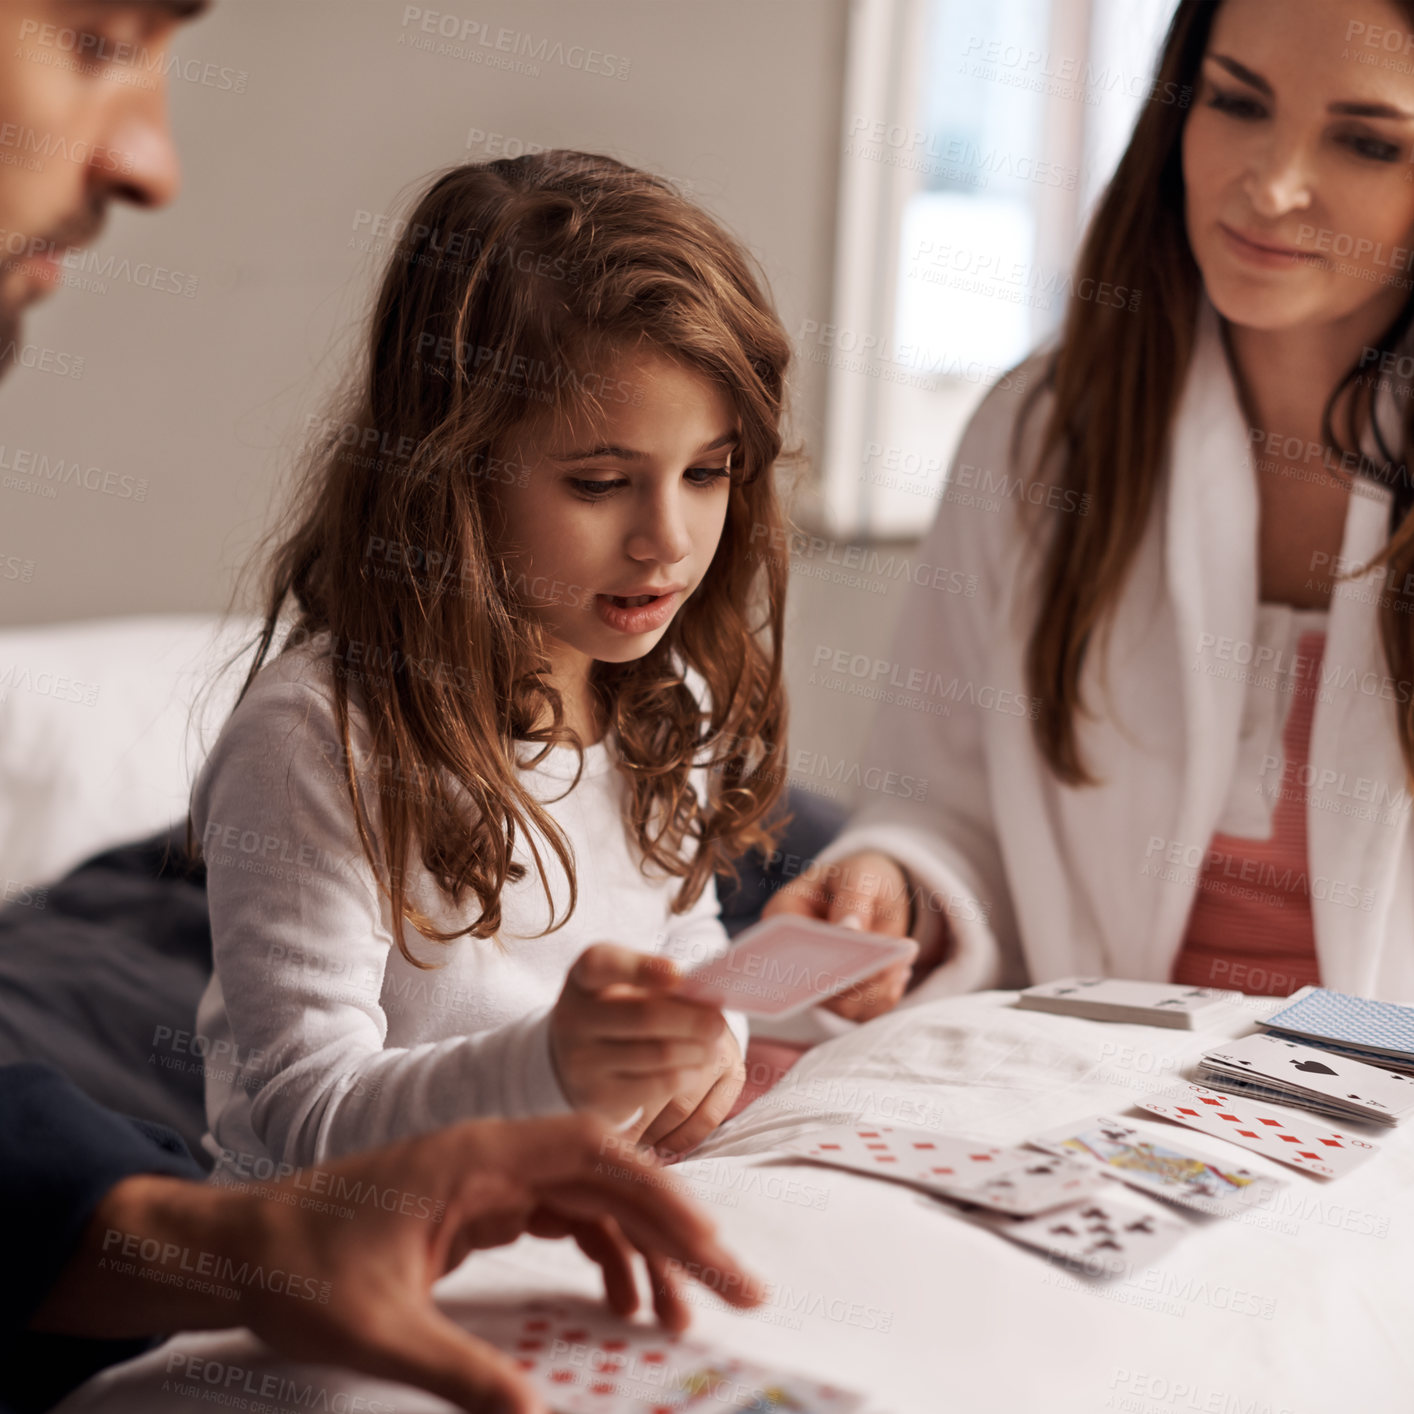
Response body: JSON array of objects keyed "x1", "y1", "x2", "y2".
[{"x1": 1209, "y1": 52, "x2": 1414, "y2": 121}]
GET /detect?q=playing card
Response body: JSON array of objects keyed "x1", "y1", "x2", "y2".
[
  {"x1": 1016, "y1": 977, "x2": 1242, "y2": 1029},
  {"x1": 960, "y1": 1193, "x2": 1189, "y2": 1275},
  {"x1": 1260, "y1": 985, "x2": 1414, "y2": 1063},
  {"x1": 781, "y1": 1123, "x2": 1104, "y2": 1215},
  {"x1": 1198, "y1": 1032, "x2": 1414, "y2": 1124},
  {"x1": 673, "y1": 914, "x2": 918, "y2": 1018},
  {"x1": 1026, "y1": 1115, "x2": 1284, "y2": 1216},
  {"x1": 462, "y1": 1298, "x2": 866, "y2": 1412},
  {"x1": 1137, "y1": 1082, "x2": 1381, "y2": 1179}
]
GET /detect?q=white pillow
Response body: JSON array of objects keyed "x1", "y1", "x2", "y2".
[{"x1": 0, "y1": 614, "x2": 258, "y2": 887}]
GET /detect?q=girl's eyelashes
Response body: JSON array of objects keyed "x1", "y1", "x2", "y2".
[
  {"x1": 566, "y1": 466, "x2": 734, "y2": 501},
  {"x1": 1205, "y1": 80, "x2": 1405, "y2": 165}
]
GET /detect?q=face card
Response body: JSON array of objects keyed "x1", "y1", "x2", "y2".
[
  {"x1": 1261, "y1": 985, "x2": 1414, "y2": 1061},
  {"x1": 1137, "y1": 1082, "x2": 1381, "y2": 1179},
  {"x1": 782, "y1": 1124, "x2": 1104, "y2": 1215},
  {"x1": 462, "y1": 1299, "x2": 866, "y2": 1412},
  {"x1": 962, "y1": 1193, "x2": 1189, "y2": 1275},
  {"x1": 1202, "y1": 1032, "x2": 1414, "y2": 1119},
  {"x1": 1027, "y1": 1115, "x2": 1284, "y2": 1216},
  {"x1": 673, "y1": 914, "x2": 918, "y2": 1018}
]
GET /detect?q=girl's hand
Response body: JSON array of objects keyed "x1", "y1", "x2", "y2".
[
  {"x1": 550, "y1": 944, "x2": 727, "y2": 1126},
  {"x1": 762, "y1": 850, "x2": 916, "y2": 1021},
  {"x1": 638, "y1": 1027, "x2": 745, "y2": 1159}
]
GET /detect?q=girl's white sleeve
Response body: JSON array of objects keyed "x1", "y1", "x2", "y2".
[
  {"x1": 194, "y1": 674, "x2": 571, "y2": 1167},
  {"x1": 810, "y1": 381, "x2": 1031, "y2": 999}
]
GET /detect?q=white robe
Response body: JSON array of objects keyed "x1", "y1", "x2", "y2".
[{"x1": 816, "y1": 298, "x2": 1414, "y2": 1003}]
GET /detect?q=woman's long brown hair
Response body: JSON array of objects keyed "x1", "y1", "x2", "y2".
[
  {"x1": 1023, "y1": 0, "x2": 1414, "y2": 785},
  {"x1": 210, "y1": 152, "x2": 793, "y2": 964}
]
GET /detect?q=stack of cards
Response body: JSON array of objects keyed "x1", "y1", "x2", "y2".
[
  {"x1": 1026, "y1": 1115, "x2": 1285, "y2": 1217},
  {"x1": 1196, "y1": 1032, "x2": 1414, "y2": 1127},
  {"x1": 1259, "y1": 986, "x2": 1414, "y2": 1075},
  {"x1": 674, "y1": 915, "x2": 918, "y2": 1019},
  {"x1": 1017, "y1": 977, "x2": 1243, "y2": 1029},
  {"x1": 780, "y1": 1123, "x2": 1187, "y2": 1273},
  {"x1": 1138, "y1": 1081, "x2": 1381, "y2": 1179},
  {"x1": 463, "y1": 1298, "x2": 866, "y2": 1412}
]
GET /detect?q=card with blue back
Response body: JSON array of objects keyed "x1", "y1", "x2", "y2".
[{"x1": 1260, "y1": 986, "x2": 1414, "y2": 1063}]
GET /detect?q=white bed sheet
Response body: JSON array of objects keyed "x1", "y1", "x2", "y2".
[{"x1": 55, "y1": 990, "x2": 1414, "y2": 1414}]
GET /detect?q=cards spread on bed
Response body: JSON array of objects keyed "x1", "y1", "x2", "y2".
[
  {"x1": 673, "y1": 915, "x2": 918, "y2": 1018},
  {"x1": 1197, "y1": 1031, "x2": 1414, "y2": 1127},
  {"x1": 1259, "y1": 985, "x2": 1414, "y2": 1071},
  {"x1": 1137, "y1": 1081, "x2": 1381, "y2": 1179},
  {"x1": 463, "y1": 1298, "x2": 866, "y2": 1412},
  {"x1": 780, "y1": 1123, "x2": 1106, "y2": 1215},
  {"x1": 1026, "y1": 1115, "x2": 1284, "y2": 1216},
  {"x1": 1016, "y1": 977, "x2": 1242, "y2": 1029}
]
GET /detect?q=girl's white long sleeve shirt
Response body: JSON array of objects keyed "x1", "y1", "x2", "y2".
[{"x1": 191, "y1": 635, "x2": 745, "y2": 1172}]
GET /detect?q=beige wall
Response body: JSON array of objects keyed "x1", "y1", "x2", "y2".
[{"x1": 0, "y1": 0, "x2": 847, "y2": 626}]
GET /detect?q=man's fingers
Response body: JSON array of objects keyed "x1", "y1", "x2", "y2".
[
  {"x1": 645, "y1": 1249, "x2": 691, "y2": 1333},
  {"x1": 569, "y1": 943, "x2": 679, "y2": 994},
  {"x1": 568, "y1": 1215, "x2": 641, "y2": 1319}
]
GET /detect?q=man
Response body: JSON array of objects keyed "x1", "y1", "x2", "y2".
[{"x1": 0, "y1": 4, "x2": 762, "y2": 1411}]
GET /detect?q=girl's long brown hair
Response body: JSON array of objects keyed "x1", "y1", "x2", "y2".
[
  {"x1": 1023, "y1": 0, "x2": 1414, "y2": 785},
  {"x1": 212, "y1": 152, "x2": 793, "y2": 963}
]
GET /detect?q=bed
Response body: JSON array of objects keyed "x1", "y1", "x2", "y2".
[
  {"x1": 5, "y1": 617, "x2": 1409, "y2": 1413},
  {"x1": 51, "y1": 985, "x2": 1414, "y2": 1413}
]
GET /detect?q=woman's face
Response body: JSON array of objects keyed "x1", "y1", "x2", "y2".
[
  {"x1": 491, "y1": 346, "x2": 736, "y2": 689},
  {"x1": 1183, "y1": 0, "x2": 1414, "y2": 334}
]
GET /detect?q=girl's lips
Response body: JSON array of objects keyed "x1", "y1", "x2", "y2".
[{"x1": 593, "y1": 590, "x2": 680, "y2": 634}]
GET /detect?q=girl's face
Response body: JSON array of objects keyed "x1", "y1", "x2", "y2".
[
  {"x1": 1183, "y1": 0, "x2": 1414, "y2": 334},
  {"x1": 493, "y1": 346, "x2": 737, "y2": 686}
]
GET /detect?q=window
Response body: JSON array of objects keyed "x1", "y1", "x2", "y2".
[{"x1": 805, "y1": 0, "x2": 1180, "y2": 539}]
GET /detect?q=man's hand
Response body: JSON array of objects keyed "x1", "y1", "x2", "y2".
[
  {"x1": 763, "y1": 850, "x2": 919, "y2": 1021},
  {"x1": 33, "y1": 1113, "x2": 765, "y2": 1414},
  {"x1": 639, "y1": 1025, "x2": 745, "y2": 1158}
]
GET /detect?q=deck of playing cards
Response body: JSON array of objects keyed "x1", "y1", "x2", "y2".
[
  {"x1": 1026, "y1": 1115, "x2": 1285, "y2": 1216},
  {"x1": 673, "y1": 914, "x2": 918, "y2": 1019},
  {"x1": 1137, "y1": 1081, "x2": 1381, "y2": 1179},
  {"x1": 1017, "y1": 977, "x2": 1243, "y2": 1029},
  {"x1": 1196, "y1": 1031, "x2": 1414, "y2": 1127},
  {"x1": 1259, "y1": 986, "x2": 1414, "y2": 1073}
]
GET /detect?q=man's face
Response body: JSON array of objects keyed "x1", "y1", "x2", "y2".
[{"x1": 0, "y1": 0, "x2": 202, "y2": 363}]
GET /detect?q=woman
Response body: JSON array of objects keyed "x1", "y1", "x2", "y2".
[{"x1": 771, "y1": 0, "x2": 1414, "y2": 1008}]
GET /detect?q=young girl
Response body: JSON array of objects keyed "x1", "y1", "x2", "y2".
[
  {"x1": 773, "y1": 0, "x2": 1414, "y2": 1007},
  {"x1": 191, "y1": 150, "x2": 793, "y2": 1171}
]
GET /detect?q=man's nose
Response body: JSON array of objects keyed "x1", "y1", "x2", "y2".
[{"x1": 95, "y1": 84, "x2": 182, "y2": 210}]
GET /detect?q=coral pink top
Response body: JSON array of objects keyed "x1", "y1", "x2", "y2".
[{"x1": 1170, "y1": 619, "x2": 1327, "y2": 998}]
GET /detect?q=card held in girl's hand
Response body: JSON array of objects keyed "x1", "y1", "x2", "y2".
[{"x1": 672, "y1": 915, "x2": 919, "y2": 1018}]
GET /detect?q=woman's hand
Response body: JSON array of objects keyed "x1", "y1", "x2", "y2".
[
  {"x1": 550, "y1": 943, "x2": 728, "y2": 1127},
  {"x1": 638, "y1": 1026, "x2": 745, "y2": 1159},
  {"x1": 762, "y1": 850, "x2": 917, "y2": 1021}
]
